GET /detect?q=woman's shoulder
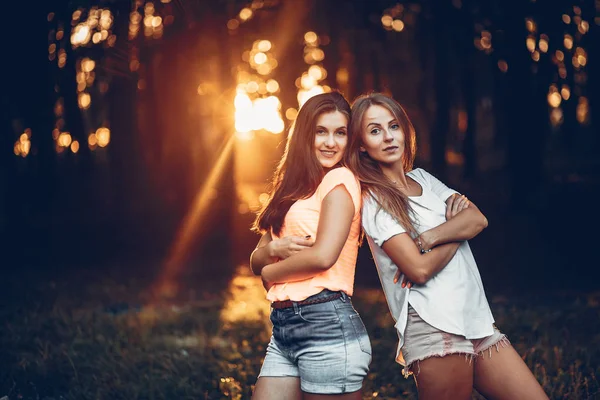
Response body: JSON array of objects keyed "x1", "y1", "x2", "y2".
[
  {"x1": 321, "y1": 167, "x2": 359, "y2": 187},
  {"x1": 323, "y1": 166, "x2": 357, "y2": 180},
  {"x1": 408, "y1": 167, "x2": 433, "y2": 183}
]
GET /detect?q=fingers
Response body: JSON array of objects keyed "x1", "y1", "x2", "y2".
[
  {"x1": 446, "y1": 194, "x2": 456, "y2": 219},
  {"x1": 292, "y1": 236, "x2": 314, "y2": 247},
  {"x1": 393, "y1": 270, "x2": 412, "y2": 288},
  {"x1": 456, "y1": 195, "x2": 470, "y2": 213},
  {"x1": 452, "y1": 194, "x2": 463, "y2": 214}
]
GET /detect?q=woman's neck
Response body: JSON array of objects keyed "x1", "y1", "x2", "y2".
[{"x1": 380, "y1": 163, "x2": 408, "y2": 188}]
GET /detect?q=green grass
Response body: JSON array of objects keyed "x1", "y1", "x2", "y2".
[{"x1": 1, "y1": 267, "x2": 599, "y2": 399}]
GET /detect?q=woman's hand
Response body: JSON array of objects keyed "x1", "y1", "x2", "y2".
[
  {"x1": 394, "y1": 268, "x2": 413, "y2": 288},
  {"x1": 445, "y1": 193, "x2": 470, "y2": 221},
  {"x1": 268, "y1": 235, "x2": 314, "y2": 260},
  {"x1": 414, "y1": 232, "x2": 435, "y2": 253}
]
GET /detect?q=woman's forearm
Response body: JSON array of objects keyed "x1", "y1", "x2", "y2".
[
  {"x1": 383, "y1": 234, "x2": 461, "y2": 285},
  {"x1": 423, "y1": 208, "x2": 488, "y2": 248},
  {"x1": 261, "y1": 247, "x2": 332, "y2": 283},
  {"x1": 250, "y1": 244, "x2": 277, "y2": 275},
  {"x1": 411, "y1": 242, "x2": 461, "y2": 284}
]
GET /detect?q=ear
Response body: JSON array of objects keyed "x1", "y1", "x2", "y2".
[{"x1": 359, "y1": 146, "x2": 366, "y2": 153}]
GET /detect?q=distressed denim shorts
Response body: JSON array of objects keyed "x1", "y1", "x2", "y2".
[
  {"x1": 258, "y1": 290, "x2": 372, "y2": 394},
  {"x1": 402, "y1": 305, "x2": 509, "y2": 377}
]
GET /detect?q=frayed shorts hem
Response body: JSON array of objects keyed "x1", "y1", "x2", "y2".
[{"x1": 402, "y1": 335, "x2": 511, "y2": 378}]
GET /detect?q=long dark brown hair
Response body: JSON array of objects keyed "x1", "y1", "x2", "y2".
[
  {"x1": 346, "y1": 92, "x2": 418, "y2": 237},
  {"x1": 252, "y1": 91, "x2": 351, "y2": 236}
]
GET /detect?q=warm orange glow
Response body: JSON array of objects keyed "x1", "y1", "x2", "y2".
[
  {"x1": 154, "y1": 135, "x2": 235, "y2": 300},
  {"x1": 532, "y1": 51, "x2": 540, "y2": 62},
  {"x1": 227, "y1": 19, "x2": 239, "y2": 30},
  {"x1": 539, "y1": 37, "x2": 548, "y2": 53},
  {"x1": 381, "y1": 15, "x2": 393, "y2": 27},
  {"x1": 561, "y1": 85, "x2": 571, "y2": 100},
  {"x1": 576, "y1": 97, "x2": 589, "y2": 124},
  {"x1": 578, "y1": 20, "x2": 589, "y2": 34},
  {"x1": 234, "y1": 91, "x2": 284, "y2": 134},
  {"x1": 253, "y1": 52, "x2": 267, "y2": 65},
  {"x1": 337, "y1": 68, "x2": 349, "y2": 85},
  {"x1": 558, "y1": 66, "x2": 567, "y2": 79},
  {"x1": 70, "y1": 140, "x2": 80, "y2": 153},
  {"x1": 266, "y1": 79, "x2": 279, "y2": 93},
  {"x1": 563, "y1": 34, "x2": 573, "y2": 50},
  {"x1": 526, "y1": 18, "x2": 536, "y2": 32},
  {"x1": 78, "y1": 92, "x2": 91, "y2": 109},
  {"x1": 81, "y1": 58, "x2": 95, "y2": 72},
  {"x1": 130, "y1": 60, "x2": 140, "y2": 71},
  {"x1": 555, "y1": 50, "x2": 564, "y2": 62},
  {"x1": 219, "y1": 267, "x2": 270, "y2": 325},
  {"x1": 58, "y1": 132, "x2": 72, "y2": 147},
  {"x1": 574, "y1": 48, "x2": 587, "y2": 68},
  {"x1": 550, "y1": 107, "x2": 563, "y2": 126},
  {"x1": 526, "y1": 35, "x2": 536, "y2": 52},
  {"x1": 547, "y1": 86, "x2": 561, "y2": 108},
  {"x1": 71, "y1": 24, "x2": 91, "y2": 46},
  {"x1": 96, "y1": 127, "x2": 110, "y2": 147},
  {"x1": 304, "y1": 31, "x2": 318, "y2": 45},
  {"x1": 151, "y1": 16, "x2": 162, "y2": 28},
  {"x1": 14, "y1": 130, "x2": 32, "y2": 157},
  {"x1": 239, "y1": 7, "x2": 253, "y2": 21},
  {"x1": 497, "y1": 60, "x2": 508, "y2": 73},
  {"x1": 392, "y1": 19, "x2": 405, "y2": 32},
  {"x1": 58, "y1": 50, "x2": 67, "y2": 68},
  {"x1": 562, "y1": 14, "x2": 571, "y2": 24},
  {"x1": 285, "y1": 108, "x2": 298, "y2": 120},
  {"x1": 88, "y1": 133, "x2": 98, "y2": 148},
  {"x1": 257, "y1": 40, "x2": 272, "y2": 52}
]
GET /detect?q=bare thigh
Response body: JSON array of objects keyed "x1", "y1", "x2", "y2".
[
  {"x1": 413, "y1": 354, "x2": 473, "y2": 400},
  {"x1": 303, "y1": 389, "x2": 363, "y2": 400},
  {"x1": 252, "y1": 377, "x2": 302, "y2": 400},
  {"x1": 474, "y1": 343, "x2": 548, "y2": 400}
]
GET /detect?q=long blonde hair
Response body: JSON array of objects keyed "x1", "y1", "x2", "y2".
[{"x1": 346, "y1": 93, "x2": 418, "y2": 237}]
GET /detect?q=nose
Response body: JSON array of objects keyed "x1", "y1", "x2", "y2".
[
  {"x1": 383, "y1": 128, "x2": 394, "y2": 142},
  {"x1": 325, "y1": 133, "x2": 336, "y2": 147}
]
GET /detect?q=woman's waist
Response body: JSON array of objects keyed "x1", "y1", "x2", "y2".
[{"x1": 266, "y1": 267, "x2": 355, "y2": 301}]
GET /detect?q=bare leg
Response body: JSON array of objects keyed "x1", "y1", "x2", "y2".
[
  {"x1": 303, "y1": 389, "x2": 363, "y2": 400},
  {"x1": 473, "y1": 343, "x2": 548, "y2": 400},
  {"x1": 413, "y1": 354, "x2": 474, "y2": 400},
  {"x1": 252, "y1": 377, "x2": 302, "y2": 400}
]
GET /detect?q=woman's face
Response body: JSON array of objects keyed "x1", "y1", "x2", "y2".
[
  {"x1": 359, "y1": 105, "x2": 405, "y2": 166},
  {"x1": 313, "y1": 110, "x2": 348, "y2": 169}
]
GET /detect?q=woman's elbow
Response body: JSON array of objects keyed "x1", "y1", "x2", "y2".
[
  {"x1": 313, "y1": 251, "x2": 337, "y2": 271},
  {"x1": 404, "y1": 270, "x2": 430, "y2": 285},
  {"x1": 481, "y1": 215, "x2": 489, "y2": 229}
]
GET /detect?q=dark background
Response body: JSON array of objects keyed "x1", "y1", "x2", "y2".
[{"x1": 2, "y1": 0, "x2": 599, "y2": 301}]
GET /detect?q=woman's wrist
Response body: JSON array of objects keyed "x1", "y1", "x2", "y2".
[{"x1": 420, "y1": 230, "x2": 438, "y2": 250}]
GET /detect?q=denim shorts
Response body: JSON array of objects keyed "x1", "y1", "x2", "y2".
[
  {"x1": 258, "y1": 290, "x2": 372, "y2": 394},
  {"x1": 402, "y1": 305, "x2": 510, "y2": 377}
]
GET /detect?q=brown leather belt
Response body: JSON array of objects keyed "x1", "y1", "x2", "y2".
[{"x1": 271, "y1": 291, "x2": 343, "y2": 310}]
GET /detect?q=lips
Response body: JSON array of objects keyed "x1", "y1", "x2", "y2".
[
  {"x1": 383, "y1": 146, "x2": 398, "y2": 152},
  {"x1": 320, "y1": 150, "x2": 337, "y2": 158}
]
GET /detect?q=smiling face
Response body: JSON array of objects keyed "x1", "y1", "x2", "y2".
[
  {"x1": 359, "y1": 104, "x2": 405, "y2": 166},
  {"x1": 313, "y1": 110, "x2": 349, "y2": 170}
]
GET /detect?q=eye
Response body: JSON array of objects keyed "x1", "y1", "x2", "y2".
[
  {"x1": 390, "y1": 123, "x2": 400, "y2": 130},
  {"x1": 370, "y1": 128, "x2": 381, "y2": 135},
  {"x1": 336, "y1": 130, "x2": 347, "y2": 136},
  {"x1": 316, "y1": 129, "x2": 326, "y2": 135}
]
